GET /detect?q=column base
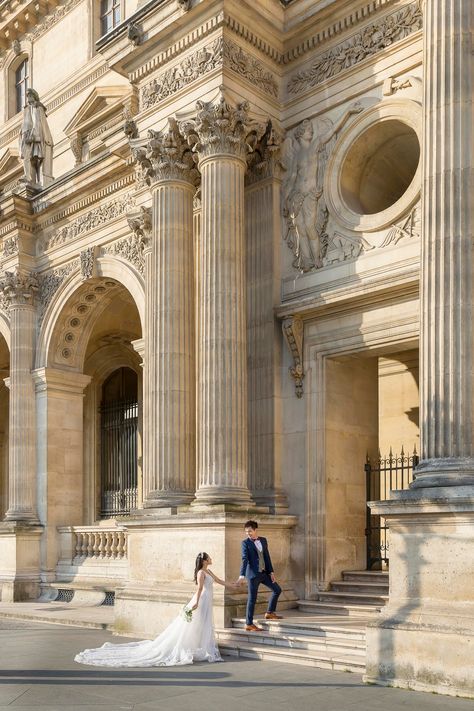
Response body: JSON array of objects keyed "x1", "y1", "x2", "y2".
[
  {"x1": 114, "y1": 511, "x2": 298, "y2": 637},
  {"x1": 411, "y1": 457, "x2": 474, "y2": 489},
  {"x1": 366, "y1": 489, "x2": 474, "y2": 698},
  {"x1": 4, "y1": 510, "x2": 40, "y2": 524},
  {"x1": 252, "y1": 488, "x2": 289, "y2": 513},
  {"x1": 0, "y1": 522, "x2": 43, "y2": 602},
  {"x1": 143, "y1": 491, "x2": 195, "y2": 508},
  {"x1": 192, "y1": 485, "x2": 254, "y2": 507}
]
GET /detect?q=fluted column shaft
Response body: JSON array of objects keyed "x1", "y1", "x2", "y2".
[
  {"x1": 415, "y1": 0, "x2": 474, "y2": 487},
  {"x1": 195, "y1": 153, "x2": 251, "y2": 504},
  {"x1": 2, "y1": 272, "x2": 38, "y2": 521},
  {"x1": 133, "y1": 120, "x2": 197, "y2": 507},
  {"x1": 142, "y1": 180, "x2": 195, "y2": 506}
]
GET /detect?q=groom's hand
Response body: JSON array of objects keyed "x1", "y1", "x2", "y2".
[
  {"x1": 270, "y1": 573, "x2": 276, "y2": 583},
  {"x1": 236, "y1": 576, "x2": 246, "y2": 586}
]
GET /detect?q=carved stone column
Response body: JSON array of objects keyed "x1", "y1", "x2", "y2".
[
  {"x1": 414, "y1": 0, "x2": 474, "y2": 489},
  {"x1": 133, "y1": 120, "x2": 198, "y2": 507},
  {"x1": 0, "y1": 270, "x2": 38, "y2": 522},
  {"x1": 245, "y1": 122, "x2": 287, "y2": 510},
  {"x1": 182, "y1": 94, "x2": 255, "y2": 505}
]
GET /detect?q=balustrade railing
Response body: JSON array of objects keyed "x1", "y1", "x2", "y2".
[
  {"x1": 56, "y1": 525, "x2": 129, "y2": 582},
  {"x1": 73, "y1": 528, "x2": 127, "y2": 560}
]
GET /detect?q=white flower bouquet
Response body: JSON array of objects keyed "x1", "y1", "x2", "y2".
[{"x1": 182, "y1": 606, "x2": 193, "y2": 623}]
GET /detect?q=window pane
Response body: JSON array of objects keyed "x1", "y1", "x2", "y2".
[
  {"x1": 15, "y1": 59, "x2": 28, "y2": 113},
  {"x1": 113, "y1": 6, "x2": 120, "y2": 24}
]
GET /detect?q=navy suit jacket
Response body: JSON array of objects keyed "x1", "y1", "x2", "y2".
[{"x1": 240, "y1": 536, "x2": 274, "y2": 579}]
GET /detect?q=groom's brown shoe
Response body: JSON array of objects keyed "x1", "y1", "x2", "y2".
[
  {"x1": 265, "y1": 612, "x2": 283, "y2": 620},
  {"x1": 245, "y1": 624, "x2": 263, "y2": 631}
]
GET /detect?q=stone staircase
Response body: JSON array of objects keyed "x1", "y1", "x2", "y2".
[
  {"x1": 217, "y1": 570, "x2": 388, "y2": 672},
  {"x1": 298, "y1": 570, "x2": 388, "y2": 616}
]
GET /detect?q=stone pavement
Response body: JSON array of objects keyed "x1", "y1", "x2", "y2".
[{"x1": 0, "y1": 618, "x2": 472, "y2": 711}]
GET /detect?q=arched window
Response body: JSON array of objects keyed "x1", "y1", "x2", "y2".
[
  {"x1": 14, "y1": 58, "x2": 29, "y2": 114},
  {"x1": 100, "y1": 367, "x2": 138, "y2": 517},
  {"x1": 100, "y1": 0, "x2": 121, "y2": 36}
]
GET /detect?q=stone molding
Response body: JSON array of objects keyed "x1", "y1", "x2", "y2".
[
  {"x1": 282, "y1": 316, "x2": 304, "y2": 398},
  {"x1": 287, "y1": 1, "x2": 422, "y2": 96},
  {"x1": 42, "y1": 193, "x2": 135, "y2": 251},
  {"x1": 34, "y1": 174, "x2": 134, "y2": 220},
  {"x1": 182, "y1": 91, "x2": 260, "y2": 163},
  {"x1": 0, "y1": 269, "x2": 38, "y2": 310},
  {"x1": 131, "y1": 119, "x2": 199, "y2": 186}
]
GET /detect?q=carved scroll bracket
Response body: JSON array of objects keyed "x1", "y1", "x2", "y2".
[{"x1": 282, "y1": 316, "x2": 304, "y2": 398}]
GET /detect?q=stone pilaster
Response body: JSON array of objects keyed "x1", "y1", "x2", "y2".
[
  {"x1": 0, "y1": 270, "x2": 38, "y2": 522},
  {"x1": 245, "y1": 121, "x2": 287, "y2": 510},
  {"x1": 414, "y1": 0, "x2": 474, "y2": 489},
  {"x1": 182, "y1": 93, "x2": 257, "y2": 505},
  {"x1": 133, "y1": 119, "x2": 198, "y2": 507}
]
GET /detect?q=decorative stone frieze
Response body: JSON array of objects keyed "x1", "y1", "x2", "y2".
[
  {"x1": 140, "y1": 37, "x2": 278, "y2": 111},
  {"x1": 0, "y1": 269, "x2": 39, "y2": 309},
  {"x1": 2, "y1": 235, "x2": 19, "y2": 259},
  {"x1": 287, "y1": 1, "x2": 423, "y2": 96},
  {"x1": 282, "y1": 316, "x2": 304, "y2": 398},
  {"x1": 45, "y1": 193, "x2": 135, "y2": 250},
  {"x1": 102, "y1": 235, "x2": 145, "y2": 276}
]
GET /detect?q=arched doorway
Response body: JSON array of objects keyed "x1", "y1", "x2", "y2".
[{"x1": 100, "y1": 366, "x2": 138, "y2": 518}]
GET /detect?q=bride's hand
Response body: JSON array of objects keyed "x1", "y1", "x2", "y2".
[{"x1": 191, "y1": 603, "x2": 198, "y2": 611}]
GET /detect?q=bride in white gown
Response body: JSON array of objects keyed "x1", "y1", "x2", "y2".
[{"x1": 75, "y1": 553, "x2": 233, "y2": 667}]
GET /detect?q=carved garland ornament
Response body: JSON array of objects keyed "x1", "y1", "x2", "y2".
[
  {"x1": 287, "y1": 1, "x2": 422, "y2": 96},
  {"x1": 140, "y1": 37, "x2": 278, "y2": 110},
  {"x1": 282, "y1": 316, "x2": 304, "y2": 398},
  {"x1": 45, "y1": 193, "x2": 135, "y2": 250}
]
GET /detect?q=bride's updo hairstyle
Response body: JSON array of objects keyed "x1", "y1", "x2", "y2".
[{"x1": 194, "y1": 552, "x2": 210, "y2": 584}]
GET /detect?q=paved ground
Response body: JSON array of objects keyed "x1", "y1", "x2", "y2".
[{"x1": 0, "y1": 619, "x2": 472, "y2": 711}]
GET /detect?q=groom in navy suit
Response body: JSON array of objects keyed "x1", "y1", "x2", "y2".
[{"x1": 237, "y1": 520, "x2": 282, "y2": 631}]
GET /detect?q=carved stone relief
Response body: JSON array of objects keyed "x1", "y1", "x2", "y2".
[
  {"x1": 80, "y1": 246, "x2": 99, "y2": 281},
  {"x1": 287, "y1": 1, "x2": 422, "y2": 96},
  {"x1": 322, "y1": 231, "x2": 374, "y2": 267},
  {"x1": 381, "y1": 203, "x2": 421, "y2": 248},
  {"x1": 282, "y1": 316, "x2": 304, "y2": 398},
  {"x1": 0, "y1": 269, "x2": 39, "y2": 309},
  {"x1": 140, "y1": 36, "x2": 278, "y2": 110},
  {"x1": 246, "y1": 120, "x2": 285, "y2": 185},
  {"x1": 37, "y1": 260, "x2": 80, "y2": 324},
  {"x1": 2, "y1": 235, "x2": 19, "y2": 259},
  {"x1": 45, "y1": 193, "x2": 135, "y2": 251},
  {"x1": 102, "y1": 236, "x2": 145, "y2": 277},
  {"x1": 127, "y1": 207, "x2": 152, "y2": 248},
  {"x1": 281, "y1": 104, "x2": 362, "y2": 272}
]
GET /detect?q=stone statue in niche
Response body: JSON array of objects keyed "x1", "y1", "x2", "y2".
[
  {"x1": 282, "y1": 103, "x2": 362, "y2": 272},
  {"x1": 19, "y1": 88, "x2": 53, "y2": 188}
]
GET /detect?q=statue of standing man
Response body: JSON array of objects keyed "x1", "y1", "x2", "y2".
[{"x1": 19, "y1": 88, "x2": 53, "y2": 188}]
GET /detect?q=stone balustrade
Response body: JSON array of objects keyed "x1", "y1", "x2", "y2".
[
  {"x1": 73, "y1": 527, "x2": 127, "y2": 560},
  {"x1": 56, "y1": 525, "x2": 129, "y2": 582}
]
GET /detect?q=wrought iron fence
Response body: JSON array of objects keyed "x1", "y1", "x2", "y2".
[
  {"x1": 365, "y1": 446, "x2": 419, "y2": 569},
  {"x1": 100, "y1": 398, "x2": 138, "y2": 518}
]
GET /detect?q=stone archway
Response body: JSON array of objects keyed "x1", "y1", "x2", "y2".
[{"x1": 34, "y1": 266, "x2": 143, "y2": 580}]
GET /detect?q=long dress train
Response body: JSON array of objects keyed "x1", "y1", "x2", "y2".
[{"x1": 74, "y1": 573, "x2": 222, "y2": 667}]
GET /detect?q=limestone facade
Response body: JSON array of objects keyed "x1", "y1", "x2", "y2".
[{"x1": 0, "y1": 0, "x2": 472, "y2": 698}]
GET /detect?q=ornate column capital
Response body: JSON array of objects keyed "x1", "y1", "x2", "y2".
[
  {"x1": 127, "y1": 206, "x2": 152, "y2": 249},
  {"x1": 131, "y1": 118, "x2": 199, "y2": 187},
  {"x1": 181, "y1": 90, "x2": 262, "y2": 164},
  {"x1": 0, "y1": 269, "x2": 38, "y2": 310},
  {"x1": 246, "y1": 120, "x2": 285, "y2": 185}
]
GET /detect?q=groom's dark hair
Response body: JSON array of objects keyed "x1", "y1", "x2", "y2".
[{"x1": 244, "y1": 520, "x2": 258, "y2": 529}]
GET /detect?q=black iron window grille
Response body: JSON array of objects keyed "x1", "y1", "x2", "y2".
[
  {"x1": 100, "y1": 397, "x2": 138, "y2": 518},
  {"x1": 365, "y1": 446, "x2": 419, "y2": 569}
]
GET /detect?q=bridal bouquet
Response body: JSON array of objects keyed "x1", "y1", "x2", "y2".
[{"x1": 182, "y1": 606, "x2": 193, "y2": 623}]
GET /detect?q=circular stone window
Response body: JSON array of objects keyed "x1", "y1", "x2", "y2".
[{"x1": 325, "y1": 100, "x2": 422, "y2": 232}]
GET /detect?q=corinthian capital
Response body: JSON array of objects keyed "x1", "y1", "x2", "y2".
[
  {"x1": 0, "y1": 269, "x2": 39, "y2": 309},
  {"x1": 246, "y1": 119, "x2": 285, "y2": 184},
  {"x1": 181, "y1": 90, "x2": 261, "y2": 163},
  {"x1": 131, "y1": 118, "x2": 199, "y2": 186}
]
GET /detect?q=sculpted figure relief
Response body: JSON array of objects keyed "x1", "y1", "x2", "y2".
[
  {"x1": 19, "y1": 88, "x2": 53, "y2": 188},
  {"x1": 282, "y1": 103, "x2": 362, "y2": 272}
]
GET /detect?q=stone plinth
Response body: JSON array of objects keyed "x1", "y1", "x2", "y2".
[
  {"x1": 0, "y1": 522, "x2": 43, "y2": 601},
  {"x1": 365, "y1": 492, "x2": 474, "y2": 698},
  {"x1": 113, "y1": 512, "x2": 297, "y2": 637}
]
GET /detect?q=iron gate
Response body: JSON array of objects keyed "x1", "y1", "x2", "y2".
[
  {"x1": 100, "y1": 398, "x2": 138, "y2": 517},
  {"x1": 365, "y1": 446, "x2": 419, "y2": 569}
]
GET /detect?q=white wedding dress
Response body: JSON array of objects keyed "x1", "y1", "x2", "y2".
[{"x1": 74, "y1": 573, "x2": 222, "y2": 667}]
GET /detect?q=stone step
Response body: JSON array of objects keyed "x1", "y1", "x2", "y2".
[
  {"x1": 342, "y1": 570, "x2": 389, "y2": 584},
  {"x1": 218, "y1": 639, "x2": 365, "y2": 673},
  {"x1": 330, "y1": 581, "x2": 389, "y2": 595},
  {"x1": 0, "y1": 602, "x2": 114, "y2": 630},
  {"x1": 298, "y1": 600, "x2": 383, "y2": 616},
  {"x1": 316, "y1": 591, "x2": 388, "y2": 606},
  {"x1": 217, "y1": 628, "x2": 366, "y2": 655},
  {"x1": 231, "y1": 617, "x2": 367, "y2": 642}
]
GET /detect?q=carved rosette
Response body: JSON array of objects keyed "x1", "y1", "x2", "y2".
[
  {"x1": 132, "y1": 119, "x2": 199, "y2": 187},
  {"x1": 282, "y1": 316, "x2": 305, "y2": 398},
  {"x1": 0, "y1": 269, "x2": 39, "y2": 309},
  {"x1": 181, "y1": 91, "x2": 260, "y2": 164}
]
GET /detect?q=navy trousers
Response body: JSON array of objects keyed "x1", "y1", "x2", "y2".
[{"x1": 246, "y1": 572, "x2": 282, "y2": 625}]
